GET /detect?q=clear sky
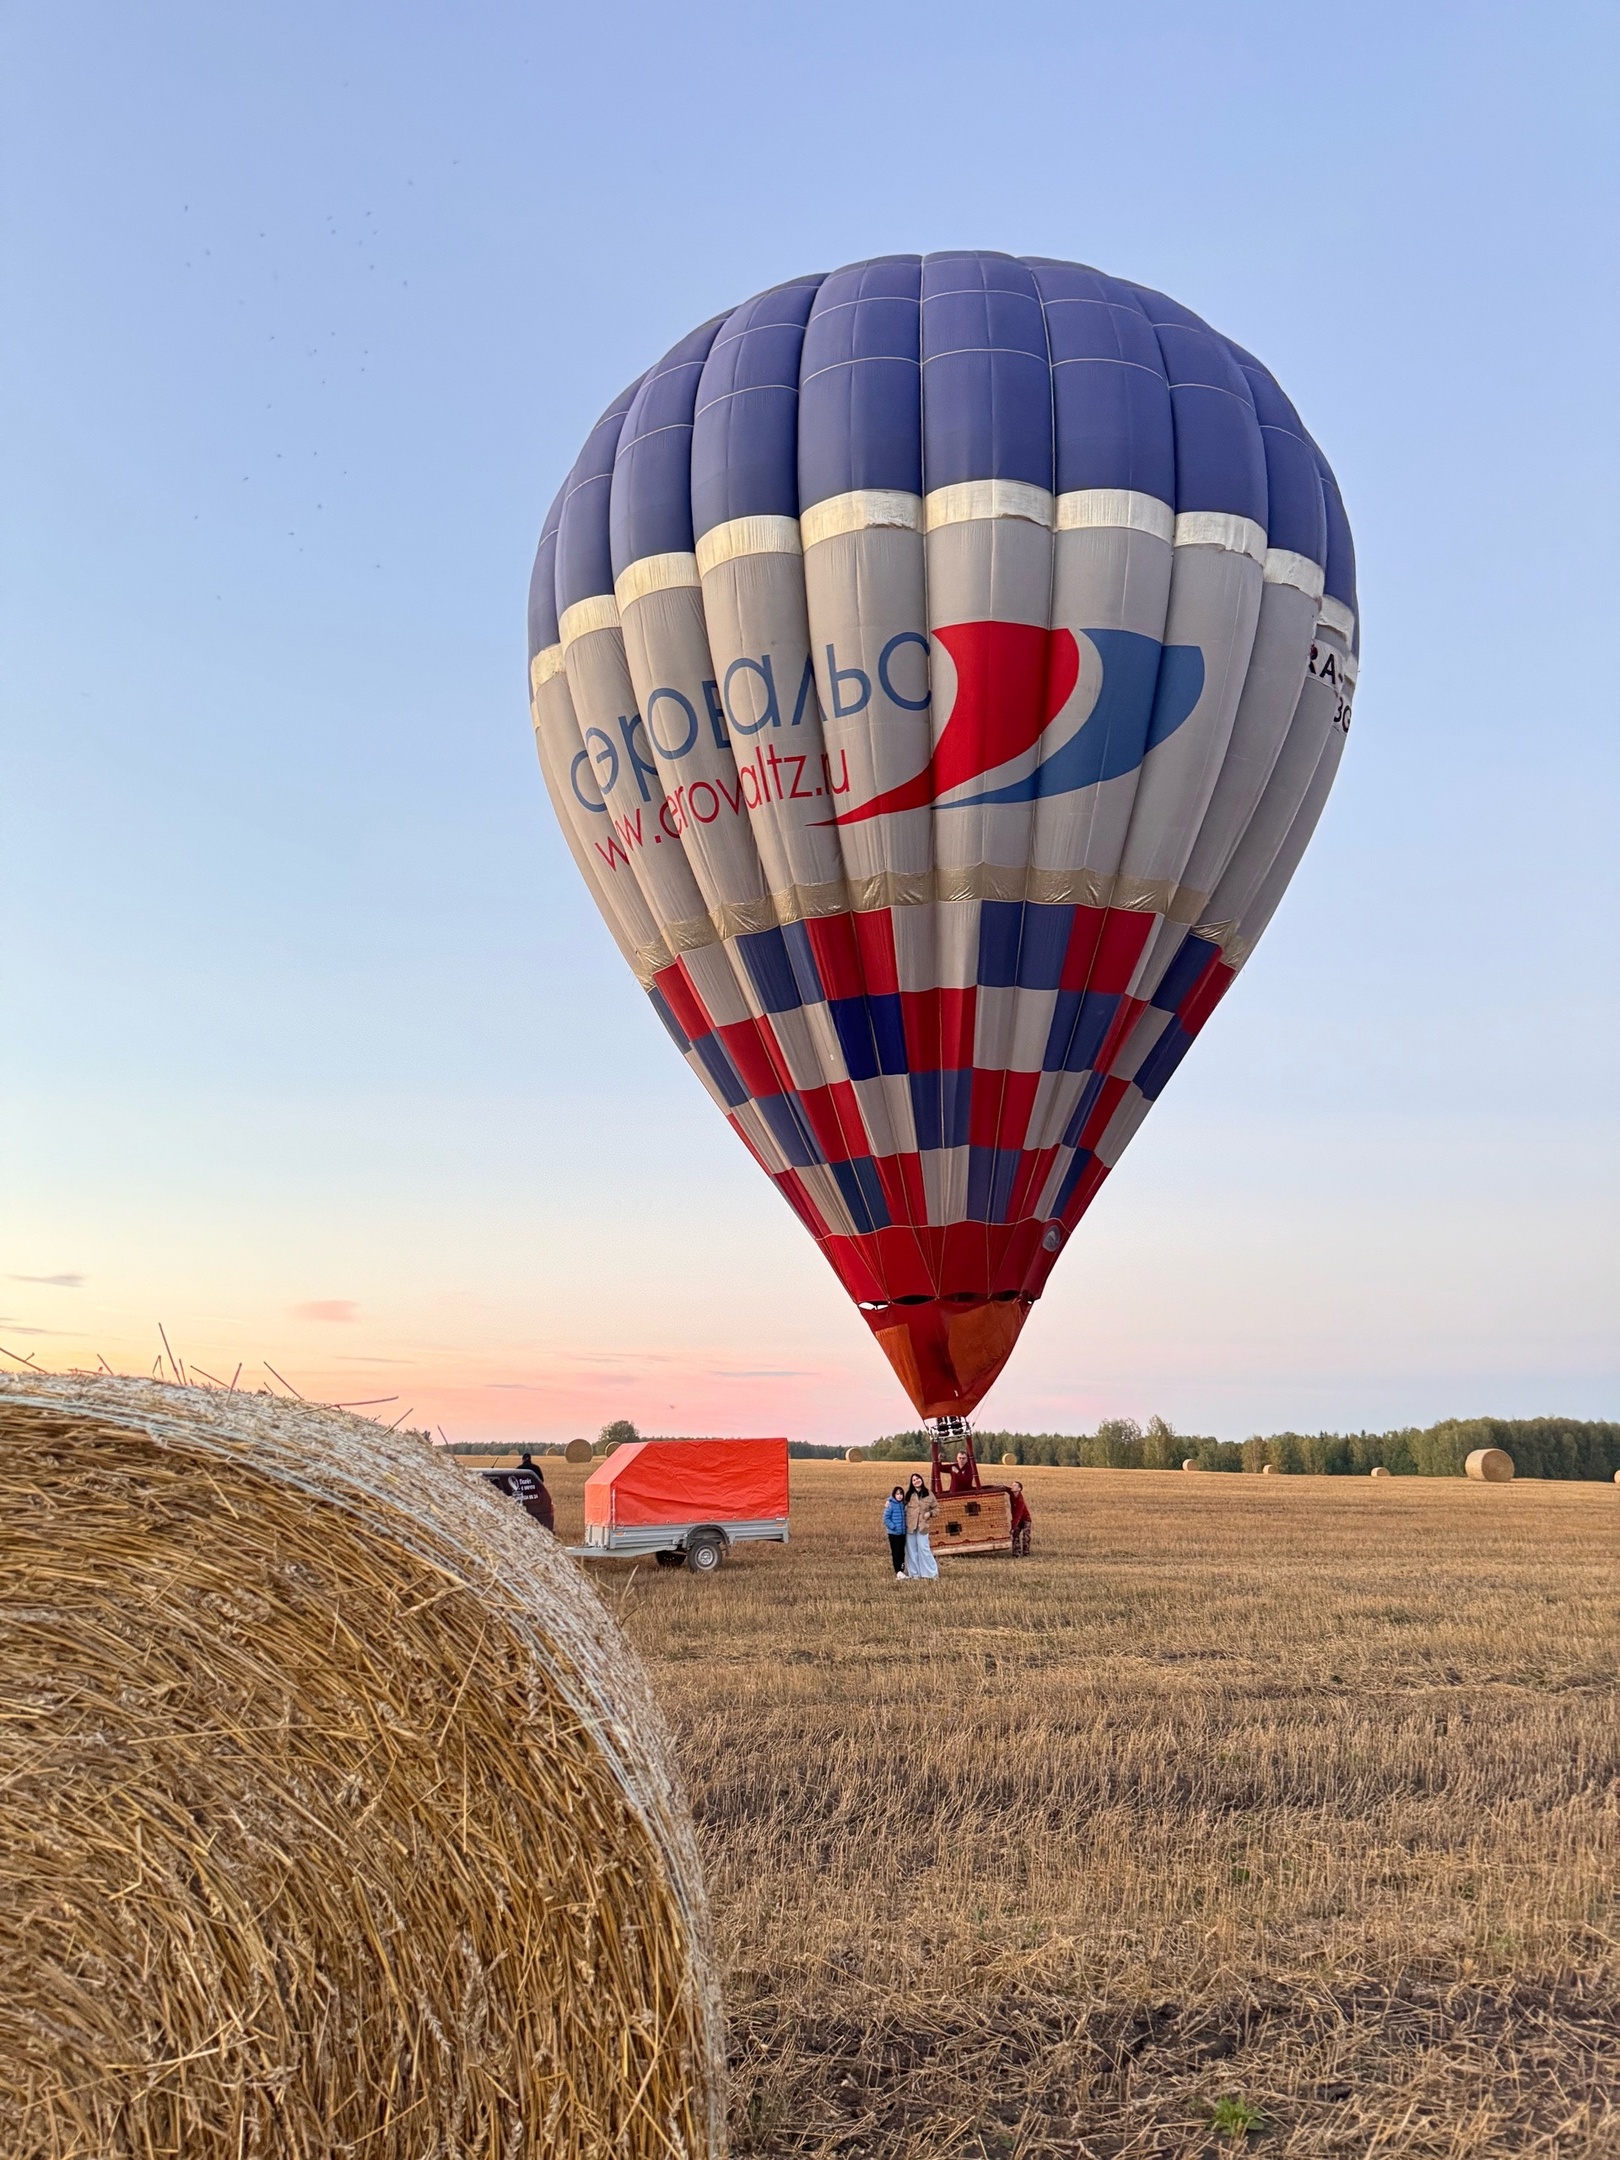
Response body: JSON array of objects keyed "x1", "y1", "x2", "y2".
[{"x1": 4, "y1": 1, "x2": 1616, "y2": 1446}]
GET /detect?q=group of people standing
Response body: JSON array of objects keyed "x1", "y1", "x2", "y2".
[
  {"x1": 883, "y1": 1473, "x2": 940, "y2": 1580},
  {"x1": 881, "y1": 1465, "x2": 1036, "y2": 1577}
]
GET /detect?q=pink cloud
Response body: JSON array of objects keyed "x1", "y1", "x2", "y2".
[{"x1": 292, "y1": 1300, "x2": 359, "y2": 1324}]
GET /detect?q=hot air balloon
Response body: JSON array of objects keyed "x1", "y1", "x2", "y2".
[{"x1": 527, "y1": 254, "x2": 1357, "y2": 1426}]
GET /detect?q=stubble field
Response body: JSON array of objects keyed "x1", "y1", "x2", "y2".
[{"x1": 537, "y1": 1461, "x2": 1619, "y2": 2158}]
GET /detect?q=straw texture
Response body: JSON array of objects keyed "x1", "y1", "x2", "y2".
[{"x1": 0, "y1": 1375, "x2": 723, "y2": 2160}]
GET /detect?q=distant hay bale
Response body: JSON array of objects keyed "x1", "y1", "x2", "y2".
[
  {"x1": 564, "y1": 1435, "x2": 593, "y2": 1464},
  {"x1": 1465, "y1": 1446, "x2": 1515, "y2": 1483},
  {"x1": 844, "y1": 1446, "x2": 864, "y2": 1463},
  {"x1": 1370, "y1": 1465, "x2": 1391, "y2": 1478},
  {"x1": 0, "y1": 1375, "x2": 722, "y2": 2160},
  {"x1": 1182, "y1": 1457, "x2": 1199, "y2": 1472},
  {"x1": 1261, "y1": 1464, "x2": 1275, "y2": 1475},
  {"x1": 1001, "y1": 1452, "x2": 1017, "y2": 1466}
]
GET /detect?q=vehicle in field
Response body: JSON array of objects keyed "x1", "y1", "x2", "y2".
[{"x1": 570, "y1": 1438, "x2": 789, "y2": 1574}]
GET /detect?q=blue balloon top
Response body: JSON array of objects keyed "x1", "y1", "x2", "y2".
[{"x1": 531, "y1": 251, "x2": 1355, "y2": 642}]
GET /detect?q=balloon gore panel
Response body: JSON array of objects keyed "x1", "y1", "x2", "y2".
[{"x1": 528, "y1": 254, "x2": 1358, "y2": 1419}]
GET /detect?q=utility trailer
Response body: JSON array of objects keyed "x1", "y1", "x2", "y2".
[{"x1": 567, "y1": 1437, "x2": 789, "y2": 1575}]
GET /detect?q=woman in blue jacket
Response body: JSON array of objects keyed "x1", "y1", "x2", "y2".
[{"x1": 882, "y1": 1487, "x2": 908, "y2": 1580}]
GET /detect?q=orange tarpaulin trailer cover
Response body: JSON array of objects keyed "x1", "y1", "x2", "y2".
[{"x1": 583, "y1": 1440, "x2": 790, "y2": 1530}]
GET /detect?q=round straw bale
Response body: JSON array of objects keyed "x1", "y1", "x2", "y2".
[
  {"x1": 1261, "y1": 1464, "x2": 1275, "y2": 1475},
  {"x1": 0, "y1": 1375, "x2": 721, "y2": 2160},
  {"x1": 843, "y1": 1446, "x2": 864, "y2": 1462},
  {"x1": 564, "y1": 1434, "x2": 592, "y2": 1464},
  {"x1": 1464, "y1": 1446, "x2": 1515, "y2": 1483},
  {"x1": 1370, "y1": 1465, "x2": 1390, "y2": 1478},
  {"x1": 1001, "y1": 1452, "x2": 1017, "y2": 1466},
  {"x1": 1182, "y1": 1456, "x2": 1199, "y2": 1471}
]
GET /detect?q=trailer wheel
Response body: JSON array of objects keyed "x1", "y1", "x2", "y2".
[
  {"x1": 653, "y1": 1550, "x2": 684, "y2": 1569},
  {"x1": 684, "y1": 1532, "x2": 725, "y2": 1575}
]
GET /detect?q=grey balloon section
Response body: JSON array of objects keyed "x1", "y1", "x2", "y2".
[{"x1": 525, "y1": 253, "x2": 1358, "y2": 1424}]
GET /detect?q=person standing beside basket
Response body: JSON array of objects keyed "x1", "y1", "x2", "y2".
[
  {"x1": 882, "y1": 1486, "x2": 908, "y2": 1580},
  {"x1": 903, "y1": 1471, "x2": 938, "y2": 1580}
]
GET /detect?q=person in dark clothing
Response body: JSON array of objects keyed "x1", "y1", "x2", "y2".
[
  {"x1": 882, "y1": 1486, "x2": 908, "y2": 1579},
  {"x1": 515, "y1": 1452, "x2": 555, "y2": 1532},
  {"x1": 1009, "y1": 1480, "x2": 1032, "y2": 1557}
]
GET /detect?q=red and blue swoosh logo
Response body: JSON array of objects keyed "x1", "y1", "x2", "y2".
[{"x1": 835, "y1": 625, "x2": 1203, "y2": 825}]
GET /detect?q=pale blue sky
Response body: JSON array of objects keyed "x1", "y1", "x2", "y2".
[{"x1": 4, "y1": 1, "x2": 1616, "y2": 1443}]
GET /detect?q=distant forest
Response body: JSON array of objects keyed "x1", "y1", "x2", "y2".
[
  {"x1": 547, "y1": 1422, "x2": 852, "y2": 1463},
  {"x1": 866, "y1": 1416, "x2": 1620, "y2": 1481}
]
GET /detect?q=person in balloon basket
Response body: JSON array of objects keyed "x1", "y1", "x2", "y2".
[
  {"x1": 1009, "y1": 1481, "x2": 1032, "y2": 1559},
  {"x1": 903, "y1": 1473, "x2": 939, "y2": 1580},
  {"x1": 882, "y1": 1486, "x2": 908, "y2": 1580}
]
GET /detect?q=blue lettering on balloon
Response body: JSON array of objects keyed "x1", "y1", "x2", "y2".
[
  {"x1": 723, "y1": 654, "x2": 780, "y2": 736},
  {"x1": 584, "y1": 726, "x2": 621, "y2": 796},
  {"x1": 570, "y1": 746, "x2": 608, "y2": 813},
  {"x1": 877, "y1": 630, "x2": 931, "y2": 711},
  {"x1": 645, "y1": 687, "x2": 699, "y2": 760},
  {"x1": 617, "y1": 713, "x2": 660, "y2": 803},
  {"x1": 702, "y1": 678, "x2": 729, "y2": 748},
  {"x1": 789, "y1": 654, "x2": 820, "y2": 729},
  {"x1": 826, "y1": 644, "x2": 871, "y2": 718}
]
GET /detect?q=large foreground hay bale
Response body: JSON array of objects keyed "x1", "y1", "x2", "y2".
[
  {"x1": 0, "y1": 1375, "x2": 722, "y2": 2160},
  {"x1": 565, "y1": 1435, "x2": 593, "y2": 1463},
  {"x1": 1465, "y1": 1446, "x2": 1515, "y2": 1483}
]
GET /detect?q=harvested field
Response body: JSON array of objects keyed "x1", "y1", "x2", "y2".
[{"x1": 532, "y1": 1461, "x2": 1620, "y2": 2159}]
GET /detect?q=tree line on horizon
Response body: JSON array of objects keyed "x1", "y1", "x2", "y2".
[
  {"x1": 541, "y1": 1415, "x2": 1620, "y2": 1482},
  {"x1": 865, "y1": 1415, "x2": 1620, "y2": 1482},
  {"x1": 537, "y1": 1421, "x2": 866, "y2": 1464}
]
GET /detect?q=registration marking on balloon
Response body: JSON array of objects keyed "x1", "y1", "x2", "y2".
[{"x1": 528, "y1": 253, "x2": 1358, "y2": 1421}]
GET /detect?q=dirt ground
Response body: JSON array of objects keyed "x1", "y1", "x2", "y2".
[{"x1": 538, "y1": 1461, "x2": 1619, "y2": 2158}]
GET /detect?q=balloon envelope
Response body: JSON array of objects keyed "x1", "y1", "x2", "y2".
[{"x1": 528, "y1": 254, "x2": 1357, "y2": 1420}]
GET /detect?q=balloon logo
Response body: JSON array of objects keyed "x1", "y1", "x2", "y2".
[{"x1": 528, "y1": 255, "x2": 1357, "y2": 1422}]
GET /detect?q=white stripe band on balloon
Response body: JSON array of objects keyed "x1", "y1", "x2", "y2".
[
  {"x1": 558, "y1": 593, "x2": 621, "y2": 652},
  {"x1": 924, "y1": 479, "x2": 1054, "y2": 531},
  {"x1": 613, "y1": 551, "x2": 702, "y2": 610},
  {"x1": 1262, "y1": 548, "x2": 1327, "y2": 600},
  {"x1": 1054, "y1": 489, "x2": 1175, "y2": 541},
  {"x1": 799, "y1": 490, "x2": 924, "y2": 547},
  {"x1": 1173, "y1": 510, "x2": 1268, "y2": 564},
  {"x1": 694, "y1": 514, "x2": 803, "y2": 577},
  {"x1": 530, "y1": 643, "x2": 566, "y2": 691}
]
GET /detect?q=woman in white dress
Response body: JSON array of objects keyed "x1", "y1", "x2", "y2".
[{"x1": 903, "y1": 1472, "x2": 939, "y2": 1580}]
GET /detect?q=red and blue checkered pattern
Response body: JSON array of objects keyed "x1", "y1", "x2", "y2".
[{"x1": 647, "y1": 901, "x2": 1235, "y2": 1310}]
